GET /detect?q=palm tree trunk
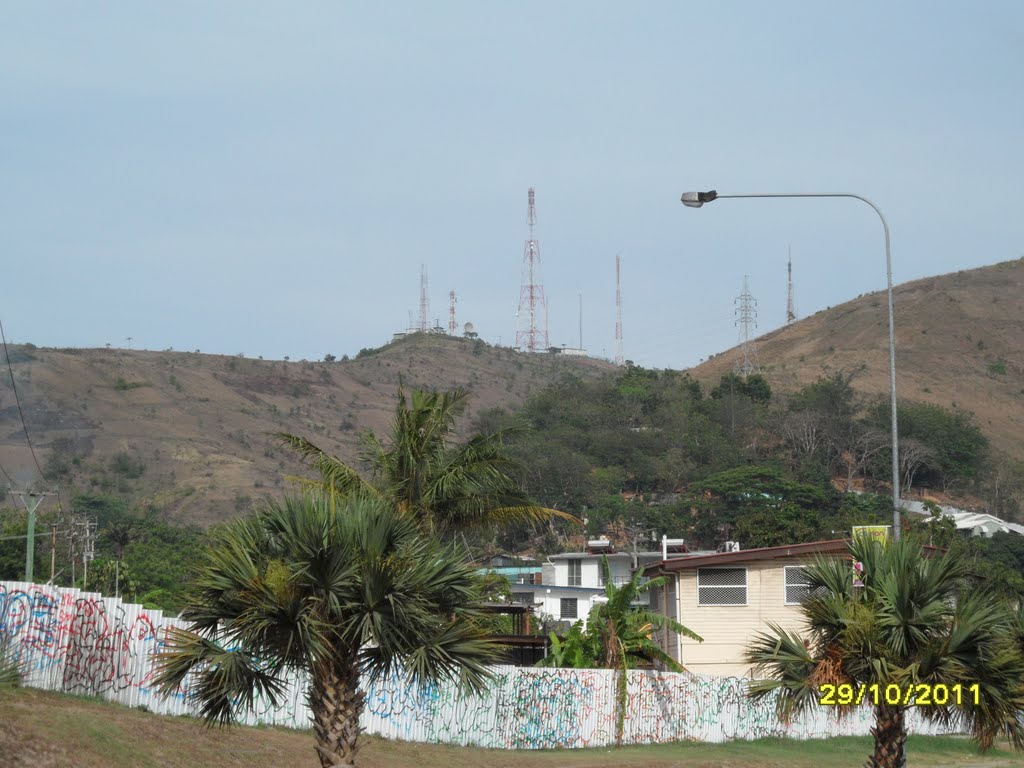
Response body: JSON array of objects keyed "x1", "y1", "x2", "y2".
[
  {"x1": 310, "y1": 661, "x2": 365, "y2": 767},
  {"x1": 867, "y1": 704, "x2": 906, "y2": 768}
]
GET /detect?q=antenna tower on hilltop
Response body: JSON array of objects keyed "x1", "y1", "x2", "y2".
[
  {"x1": 614, "y1": 253, "x2": 624, "y2": 366},
  {"x1": 418, "y1": 265, "x2": 430, "y2": 332},
  {"x1": 515, "y1": 188, "x2": 549, "y2": 352},
  {"x1": 786, "y1": 248, "x2": 797, "y2": 324},
  {"x1": 448, "y1": 290, "x2": 457, "y2": 335},
  {"x1": 735, "y1": 274, "x2": 761, "y2": 378}
]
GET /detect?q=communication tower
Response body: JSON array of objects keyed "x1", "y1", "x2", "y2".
[
  {"x1": 515, "y1": 188, "x2": 549, "y2": 352},
  {"x1": 614, "y1": 254, "x2": 624, "y2": 366},
  {"x1": 786, "y1": 248, "x2": 797, "y2": 324},
  {"x1": 418, "y1": 265, "x2": 430, "y2": 332}
]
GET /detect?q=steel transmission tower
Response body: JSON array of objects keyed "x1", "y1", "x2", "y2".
[
  {"x1": 418, "y1": 265, "x2": 430, "y2": 332},
  {"x1": 448, "y1": 290, "x2": 457, "y2": 335},
  {"x1": 786, "y1": 248, "x2": 797, "y2": 324},
  {"x1": 614, "y1": 253, "x2": 624, "y2": 366},
  {"x1": 734, "y1": 275, "x2": 761, "y2": 378},
  {"x1": 515, "y1": 188, "x2": 549, "y2": 352}
]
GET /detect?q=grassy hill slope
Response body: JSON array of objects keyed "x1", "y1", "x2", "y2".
[
  {"x1": 688, "y1": 258, "x2": 1024, "y2": 462},
  {"x1": 0, "y1": 335, "x2": 613, "y2": 525}
]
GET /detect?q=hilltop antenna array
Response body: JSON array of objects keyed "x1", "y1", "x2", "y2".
[
  {"x1": 614, "y1": 253, "x2": 624, "y2": 366},
  {"x1": 448, "y1": 290, "x2": 457, "y2": 335},
  {"x1": 786, "y1": 248, "x2": 797, "y2": 324},
  {"x1": 514, "y1": 188, "x2": 549, "y2": 352},
  {"x1": 735, "y1": 274, "x2": 761, "y2": 378}
]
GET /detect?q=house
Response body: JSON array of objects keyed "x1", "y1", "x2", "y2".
[
  {"x1": 514, "y1": 537, "x2": 694, "y2": 629},
  {"x1": 643, "y1": 539, "x2": 851, "y2": 677}
]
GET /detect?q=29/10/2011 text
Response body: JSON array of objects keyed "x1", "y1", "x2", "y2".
[{"x1": 818, "y1": 683, "x2": 981, "y2": 707}]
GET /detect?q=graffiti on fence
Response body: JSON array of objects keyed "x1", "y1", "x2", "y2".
[{"x1": 1, "y1": 581, "x2": 946, "y2": 748}]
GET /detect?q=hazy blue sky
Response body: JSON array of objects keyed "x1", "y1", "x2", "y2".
[{"x1": 3, "y1": 2, "x2": 1022, "y2": 369}]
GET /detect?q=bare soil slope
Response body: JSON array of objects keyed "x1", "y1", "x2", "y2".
[
  {"x1": 0, "y1": 335, "x2": 613, "y2": 525},
  {"x1": 688, "y1": 259, "x2": 1024, "y2": 461}
]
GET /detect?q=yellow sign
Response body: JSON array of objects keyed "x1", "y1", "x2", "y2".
[{"x1": 852, "y1": 525, "x2": 890, "y2": 545}]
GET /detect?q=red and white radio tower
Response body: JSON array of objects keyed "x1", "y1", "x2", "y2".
[
  {"x1": 448, "y1": 290, "x2": 457, "y2": 335},
  {"x1": 614, "y1": 253, "x2": 624, "y2": 366},
  {"x1": 515, "y1": 188, "x2": 549, "y2": 353}
]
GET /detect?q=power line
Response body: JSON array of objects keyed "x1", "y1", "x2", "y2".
[{"x1": 0, "y1": 317, "x2": 46, "y2": 480}]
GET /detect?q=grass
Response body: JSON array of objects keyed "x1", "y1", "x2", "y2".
[{"x1": 1, "y1": 687, "x2": 1021, "y2": 768}]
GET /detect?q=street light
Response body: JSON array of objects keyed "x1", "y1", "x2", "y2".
[{"x1": 680, "y1": 189, "x2": 901, "y2": 540}]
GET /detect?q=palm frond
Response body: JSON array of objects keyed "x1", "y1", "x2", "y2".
[
  {"x1": 154, "y1": 627, "x2": 287, "y2": 727},
  {"x1": 273, "y1": 432, "x2": 377, "y2": 498}
]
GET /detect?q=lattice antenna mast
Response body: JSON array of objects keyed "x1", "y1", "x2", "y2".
[
  {"x1": 448, "y1": 290, "x2": 457, "y2": 335},
  {"x1": 614, "y1": 253, "x2": 624, "y2": 366},
  {"x1": 418, "y1": 265, "x2": 430, "y2": 332},
  {"x1": 734, "y1": 274, "x2": 761, "y2": 378},
  {"x1": 515, "y1": 188, "x2": 549, "y2": 352},
  {"x1": 786, "y1": 247, "x2": 797, "y2": 324}
]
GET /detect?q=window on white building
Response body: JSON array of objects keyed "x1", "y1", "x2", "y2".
[
  {"x1": 560, "y1": 597, "x2": 578, "y2": 619},
  {"x1": 697, "y1": 567, "x2": 747, "y2": 606},
  {"x1": 567, "y1": 558, "x2": 582, "y2": 586}
]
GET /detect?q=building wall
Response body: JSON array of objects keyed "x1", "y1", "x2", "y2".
[{"x1": 673, "y1": 556, "x2": 819, "y2": 677}]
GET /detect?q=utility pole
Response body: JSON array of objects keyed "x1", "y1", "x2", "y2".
[
  {"x1": 15, "y1": 490, "x2": 55, "y2": 583},
  {"x1": 734, "y1": 275, "x2": 761, "y2": 379}
]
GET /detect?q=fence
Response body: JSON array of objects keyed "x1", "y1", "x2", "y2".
[{"x1": 0, "y1": 581, "x2": 952, "y2": 748}]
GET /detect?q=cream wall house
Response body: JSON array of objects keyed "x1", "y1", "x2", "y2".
[{"x1": 644, "y1": 539, "x2": 850, "y2": 677}]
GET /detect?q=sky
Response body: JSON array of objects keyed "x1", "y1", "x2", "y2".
[{"x1": 2, "y1": 2, "x2": 1022, "y2": 369}]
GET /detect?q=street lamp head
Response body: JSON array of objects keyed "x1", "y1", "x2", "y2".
[{"x1": 680, "y1": 190, "x2": 718, "y2": 208}]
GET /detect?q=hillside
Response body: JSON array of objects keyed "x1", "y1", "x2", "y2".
[
  {"x1": 689, "y1": 258, "x2": 1024, "y2": 462},
  {"x1": 0, "y1": 335, "x2": 614, "y2": 525}
]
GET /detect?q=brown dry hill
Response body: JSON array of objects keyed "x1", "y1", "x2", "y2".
[
  {"x1": 688, "y1": 258, "x2": 1024, "y2": 462},
  {"x1": 0, "y1": 334, "x2": 614, "y2": 525}
]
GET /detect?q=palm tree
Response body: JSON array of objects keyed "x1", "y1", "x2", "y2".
[
  {"x1": 746, "y1": 536, "x2": 1024, "y2": 768},
  {"x1": 277, "y1": 383, "x2": 574, "y2": 535},
  {"x1": 154, "y1": 493, "x2": 499, "y2": 767}
]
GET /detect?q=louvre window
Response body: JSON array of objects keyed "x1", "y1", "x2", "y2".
[
  {"x1": 560, "y1": 597, "x2": 578, "y2": 619},
  {"x1": 697, "y1": 567, "x2": 747, "y2": 606},
  {"x1": 785, "y1": 567, "x2": 816, "y2": 604}
]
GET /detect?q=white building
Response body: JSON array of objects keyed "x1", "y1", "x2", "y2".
[{"x1": 510, "y1": 538, "x2": 694, "y2": 629}]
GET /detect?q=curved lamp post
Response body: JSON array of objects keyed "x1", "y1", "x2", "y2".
[{"x1": 680, "y1": 190, "x2": 901, "y2": 539}]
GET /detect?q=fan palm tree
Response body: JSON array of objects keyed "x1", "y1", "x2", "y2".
[
  {"x1": 154, "y1": 492, "x2": 499, "y2": 767},
  {"x1": 276, "y1": 383, "x2": 575, "y2": 535},
  {"x1": 746, "y1": 536, "x2": 1024, "y2": 768}
]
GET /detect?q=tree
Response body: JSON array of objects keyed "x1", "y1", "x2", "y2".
[
  {"x1": 538, "y1": 556, "x2": 702, "y2": 745},
  {"x1": 746, "y1": 536, "x2": 1024, "y2": 768},
  {"x1": 155, "y1": 493, "x2": 499, "y2": 767},
  {"x1": 588, "y1": 556, "x2": 702, "y2": 672},
  {"x1": 277, "y1": 383, "x2": 573, "y2": 536}
]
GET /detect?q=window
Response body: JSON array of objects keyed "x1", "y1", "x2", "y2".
[
  {"x1": 697, "y1": 567, "x2": 747, "y2": 606},
  {"x1": 567, "y1": 558, "x2": 582, "y2": 586},
  {"x1": 560, "y1": 597, "x2": 578, "y2": 619},
  {"x1": 512, "y1": 591, "x2": 535, "y2": 605},
  {"x1": 785, "y1": 566, "x2": 816, "y2": 604}
]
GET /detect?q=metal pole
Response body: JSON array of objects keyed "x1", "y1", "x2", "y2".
[{"x1": 695, "y1": 192, "x2": 901, "y2": 539}]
